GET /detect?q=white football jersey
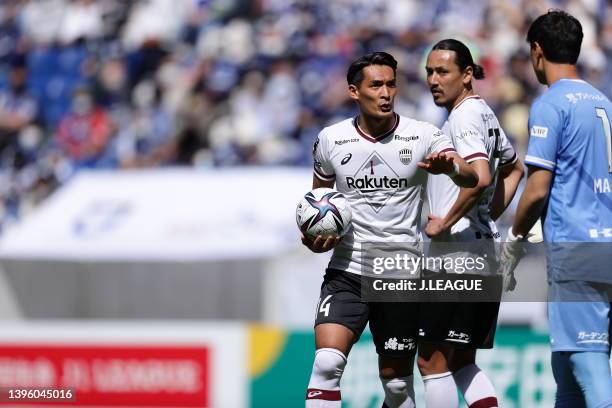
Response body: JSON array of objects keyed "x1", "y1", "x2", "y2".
[
  {"x1": 427, "y1": 96, "x2": 517, "y2": 241},
  {"x1": 313, "y1": 113, "x2": 455, "y2": 275}
]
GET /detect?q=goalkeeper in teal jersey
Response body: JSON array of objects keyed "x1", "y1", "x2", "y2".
[{"x1": 502, "y1": 10, "x2": 612, "y2": 408}]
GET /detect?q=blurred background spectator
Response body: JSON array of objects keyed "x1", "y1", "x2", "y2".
[
  {"x1": 55, "y1": 87, "x2": 112, "y2": 167},
  {"x1": 0, "y1": 0, "x2": 609, "y2": 230}
]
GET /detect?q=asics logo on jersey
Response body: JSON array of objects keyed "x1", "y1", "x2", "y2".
[
  {"x1": 307, "y1": 391, "x2": 323, "y2": 398},
  {"x1": 589, "y1": 228, "x2": 612, "y2": 238},
  {"x1": 341, "y1": 153, "x2": 352, "y2": 165},
  {"x1": 346, "y1": 175, "x2": 408, "y2": 189}
]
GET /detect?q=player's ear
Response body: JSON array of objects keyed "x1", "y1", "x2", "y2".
[
  {"x1": 532, "y1": 42, "x2": 546, "y2": 69},
  {"x1": 463, "y1": 65, "x2": 473, "y2": 86},
  {"x1": 533, "y1": 42, "x2": 542, "y2": 54},
  {"x1": 348, "y1": 84, "x2": 359, "y2": 101},
  {"x1": 531, "y1": 42, "x2": 544, "y2": 61}
]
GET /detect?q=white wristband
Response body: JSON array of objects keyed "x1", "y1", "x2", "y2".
[
  {"x1": 448, "y1": 162, "x2": 460, "y2": 178},
  {"x1": 507, "y1": 226, "x2": 524, "y2": 242}
]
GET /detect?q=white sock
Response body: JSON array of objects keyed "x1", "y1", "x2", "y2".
[
  {"x1": 422, "y1": 371, "x2": 459, "y2": 408},
  {"x1": 453, "y1": 364, "x2": 499, "y2": 408},
  {"x1": 305, "y1": 348, "x2": 346, "y2": 408},
  {"x1": 381, "y1": 376, "x2": 416, "y2": 408}
]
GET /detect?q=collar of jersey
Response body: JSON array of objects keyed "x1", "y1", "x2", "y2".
[
  {"x1": 451, "y1": 95, "x2": 481, "y2": 112},
  {"x1": 552, "y1": 78, "x2": 587, "y2": 88},
  {"x1": 557, "y1": 78, "x2": 586, "y2": 83},
  {"x1": 353, "y1": 113, "x2": 400, "y2": 143}
]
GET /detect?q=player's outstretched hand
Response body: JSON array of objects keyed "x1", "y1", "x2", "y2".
[
  {"x1": 425, "y1": 214, "x2": 447, "y2": 238},
  {"x1": 499, "y1": 227, "x2": 526, "y2": 292},
  {"x1": 301, "y1": 234, "x2": 342, "y2": 253},
  {"x1": 417, "y1": 152, "x2": 455, "y2": 175}
]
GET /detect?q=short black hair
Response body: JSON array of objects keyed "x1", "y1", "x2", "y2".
[
  {"x1": 526, "y1": 10, "x2": 583, "y2": 64},
  {"x1": 431, "y1": 39, "x2": 485, "y2": 79},
  {"x1": 346, "y1": 52, "x2": 397, "y2": 86}
]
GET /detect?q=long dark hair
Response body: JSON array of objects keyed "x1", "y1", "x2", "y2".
[{"x1": 432, "y1": 39, "x2": 485, "y2": 79}]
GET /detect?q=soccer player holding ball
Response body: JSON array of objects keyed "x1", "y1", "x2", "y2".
[
  {"x1": 503, "y1": 10, "x2": 612, "y2": 408},
  {"x1": 419, "y1": 40, "x2": 524, "y2": 408},
  {"x1": 301, "y1": 52, "x2": 478, "y2": 408}
]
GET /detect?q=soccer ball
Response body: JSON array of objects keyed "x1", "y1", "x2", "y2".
[{"x1": 296, "y1": 188, "x2": 352, "y2": 239}]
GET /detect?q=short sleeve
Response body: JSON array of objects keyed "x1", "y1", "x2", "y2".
[
  {"x1": 427, "y1": 125, "x2": 456, "y2": 155},
  {"x1": 451, "y1": 114, "x2": 488, "y2": 163},
  {"x1": 525, "y1": 100, "x2": 562, "y2": 170},
  {"x1": 498, "y1": 129, "x2": 518, "y2": 166},
  {"x1": 312, "y1": 129, "x2": 335, "y2": 181}
]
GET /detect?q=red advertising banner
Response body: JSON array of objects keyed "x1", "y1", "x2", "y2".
[{"x1": 0, "y1": 344, "x2": 209, "y2": 406}]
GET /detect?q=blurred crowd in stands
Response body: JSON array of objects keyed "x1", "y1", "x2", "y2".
[{"x1": 0, "y1": 0, "x2": 610, "y2": 229}]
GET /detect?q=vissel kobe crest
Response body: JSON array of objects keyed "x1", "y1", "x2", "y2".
[{"x1": 399, "y1": 148, "x2": 412, "y2": 165}]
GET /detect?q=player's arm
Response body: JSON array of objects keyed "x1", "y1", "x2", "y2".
[
  {"x1": 500, "y1": 165, "x2": 550, "y2": 291},
  {"x1": 425, "y1": 159, "x2": 491, "y2": 237},
  {"x1": 417, "y1": 151, "x2": 478, "y2": 188},
  {"x1": 303, "y1": 133, "x2": 341, "y2": 253},
  {"x1": 490, "y1": 158, "x2": 525, "y2": 221},
  {"x1": 420, "y1": 126, "x2": 478, "y2": 187},
  {"x1": 501, "y1": 101, "x2": 558, "y2": 290},
  {"x1": 511, "y1": 166, "x2": 551, "y2": 237},
  {"x1": 511, "y1": 100, "x2": 560, "y2": 237},
  {"x1": 312, "y1": 175, "x2": 334, "y2": 189}
]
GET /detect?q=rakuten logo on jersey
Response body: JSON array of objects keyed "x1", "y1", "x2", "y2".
[
  {"x1": 346, "y1": 175, "x2": 408, "y2": 189},
  {"x1": 346, "y1": 151, "x2": 405, "y2": 212}
]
